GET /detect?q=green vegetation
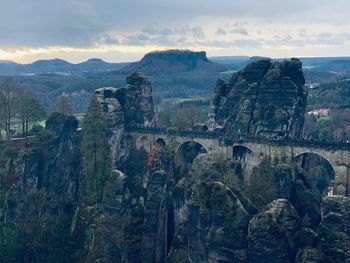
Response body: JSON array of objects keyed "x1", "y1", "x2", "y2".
[
  {"x1": 18, "y1": 94, "x2": 46, "y2": 143},
  {"x1": 82, "y1": 95, "x2": 111, "y2": 204},
  {"x1": 0, "y1": 78, "x2": 46, "y2": 140},
  {"x1": 308, "y1": 79, "x2": 350, "y2": 109},
  {"x1": 157, "y1": 99, "x2": 209, "y2": 130},
  {"x1": 305, "y1": 80, "x2": 350, "y2": 141}
]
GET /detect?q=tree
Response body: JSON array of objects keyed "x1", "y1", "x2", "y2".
[
  {"x1": 175, "y1": 105, "x2": 197, "y2": 130},
  {"x1": 53, "y1": 95, "x2": 73, "y2": 116},
  {"x1": 0, "y1": 79, "x2": 16, "y2": 140},
  {"x1": 18, "y1": 91, "x2": 46, "y2": 145},
  {"x1": 146, "y1": 145, "x2": 161, "y2": 170},
  {"x1": 82, "y1": 95, "x2": 111, "y2": 204}
]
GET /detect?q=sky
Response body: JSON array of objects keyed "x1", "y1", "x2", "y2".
[{"x1": 1, "y1": 0, "x2": 350, "y2": 63}]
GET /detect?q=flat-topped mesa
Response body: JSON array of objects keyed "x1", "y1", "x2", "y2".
[
  {"x1": 118, "y1": 49, "x2": 226, "y2": 74},
  {"x1": 208, "y1": 58, "x2": 307, "y2": 139}
]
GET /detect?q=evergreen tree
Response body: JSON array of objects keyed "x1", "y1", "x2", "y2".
[{"x1": 82, "y1": 95, "x2": 111, "y2": 204}]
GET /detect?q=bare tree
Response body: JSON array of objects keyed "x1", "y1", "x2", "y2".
[
  {"x1": 0, "y1": 79, "x2": 16, "y2": 140},
  {"x1": 17, "y1": 89, "x2": 46, "y2": 145},
  {"x1": 53, "y1": 95, "x2": 73, "y2": 116}
]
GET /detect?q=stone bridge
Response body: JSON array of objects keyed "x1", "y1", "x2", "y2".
[{"x1": 126, "y1": 125, "x2": 350, "y2": 195}]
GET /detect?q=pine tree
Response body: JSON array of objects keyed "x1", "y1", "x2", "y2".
[{"x1": 82, "y1": 95, "x2": 111, "y2": 204}]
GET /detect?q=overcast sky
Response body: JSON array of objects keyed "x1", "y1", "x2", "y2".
[{"x1": 1, "y1": 0, "x2": 350, "y2": 63}]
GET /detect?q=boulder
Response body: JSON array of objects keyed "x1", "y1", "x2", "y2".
[
  {"x1": 318, "y1": 195, "x2": 350, "y2": 263},
  {"x1": 295, "y1": 248, "x2": 332, "y2": 263},
  {"x1": 248, "y1": 199, "x2": 301, "y2": 263},
  {"x1": 188, "y1": 181, "x2": 251, "y2": 263}
]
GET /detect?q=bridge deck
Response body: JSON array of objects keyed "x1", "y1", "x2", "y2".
[{"x1": 125, "y1": 125, "x2": 350, "y2": 151}]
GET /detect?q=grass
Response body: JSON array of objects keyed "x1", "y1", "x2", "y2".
[{"x1": 0, "y1": 119, "x2": 46, "y2": 138}]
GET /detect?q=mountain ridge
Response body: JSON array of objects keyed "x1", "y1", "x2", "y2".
[{"x1": 0, "y1": 58, "x2": 129, "y2": 75}]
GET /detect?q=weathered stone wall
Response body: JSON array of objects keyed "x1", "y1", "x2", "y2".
[{"x1": 127, "y1": 130, "x2": 350, "y2": 194}]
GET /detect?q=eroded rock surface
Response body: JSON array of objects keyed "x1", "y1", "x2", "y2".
[
  {"x1": 248, "y1": 199, "x2": 301, "y2": 263},
  {"x1": 318, "y1": 195, "x2": 350, "y2": 263},
  {"x1": 95, "y1": 71, "x2": 155, "y2": 167},
  {"x1": 208, "y1": 58, "x2": 307, "y2": 138},
  {"x1": 188, "y1": 181, "x2": 251, "y2": 263}
]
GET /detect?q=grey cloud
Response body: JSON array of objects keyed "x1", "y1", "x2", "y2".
[
  {"x1": 197, "y1": 40, "x2": 234, "y2": 48},
  {"x1": 230, "y1": 28, "x2": 249, "y2": 36},
  {"x1": 190, "y1": 27, "x2": 205, "y2": 39},
  {"x1": 119, "y1": 26, "x2": 206, "y2": 46},
  {"x1": 298, "y1": 28, "x2": 307, "y2": 37},
  {"x1": 196, "y1": 38, "x2": 261, "y2": 49},
  {"x1": 266, "y1": 32, "x2": 350, "y2": 47},
  {"x1": 1, "y1": 0, "x2": 350, "y2": 53},
  {"x1": 96, "y1": 34, "x2": 120, "y2": 45},
  {"x1": 317, "y1": 32, "x2": 333, "y2": 38},
  {"x1": 216, "y1": 28, "x2": 227, "y2": 35},
  {"x1": 1, "y1": 0, "x2": 339, "y2": 48},
  {"x1": 143, "y1": 27, "x2": 174, "y2": 36},
  {"x1": 233, "y1": 39, "x2": 261, "y2": 48},
  {"x1": 122, "y1": 33, "x2": 150, "y2": 45},
  {"x1": 151, "y1": 36, "x2": 178, "y2": 46}
]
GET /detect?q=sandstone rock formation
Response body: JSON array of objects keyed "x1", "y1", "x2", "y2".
[
  {"x1": 1, "y1": 64, "x2": 347, "y2": 263},
  {"x1": 248, "y1": 199, "x2": 301, "y2": 263},
  {"x1": 188, "y1": 181, "x2": 251, "y2": 263},
  {"x1": 0, "y1": 113, "x2": 83, "y2": 262},
  {"x1": 142, "y1": 170, "x2": 170, "y2": 263},
  {"x1": 94, "y1": 71, "x2": 155, "y2": 167},
  {"x1": 318, "y1": 195, "x2": 350, "y2": 262},
  {"x1": 208, "y1": 58, "x2": 307, "y2": 138}
]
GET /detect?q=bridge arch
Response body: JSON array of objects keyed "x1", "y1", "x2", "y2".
[
  {"x1": 174, "y1": 141, "x2": 208, "y2": 181},
  {"x1": 155, "y1": 138, "x2": 167, "y2": 149},
  {"x1": 232, "y1": 145, "x2": 254, "y2": 160},
  {"x1": 291, "y1": 152, "x2": 335, "y2": 195}
]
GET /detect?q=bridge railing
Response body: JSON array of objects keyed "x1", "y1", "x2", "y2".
[
  {"x1": 226, "y1": 136, "x2": 350, "y2": 151},
  {"x1": 125, "y1": 124, "x2": 350, "y2": 151},
  {"x1": 125, "y1": 124, "x2": 223, "y2": 139}
]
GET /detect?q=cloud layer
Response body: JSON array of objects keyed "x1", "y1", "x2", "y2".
[{"x1": 1, "y1": 0, "x2": 350, "y2": 62}]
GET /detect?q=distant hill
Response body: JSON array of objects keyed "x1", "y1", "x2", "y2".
[
  {"x1": 310, "y1": 58, "x2": 350, "y2": 72},
  {"x1": 117, "y1": 50, "x2": 227, "y2": 74},
  {"x1": 0, "y1": 58, "x2": 129, "y2": 76}
]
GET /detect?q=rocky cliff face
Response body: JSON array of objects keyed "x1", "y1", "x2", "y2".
[
  {"x1": 94, "y1": 71, "x2": 155, "y2": 167},
  {"x1": 208, "y1": 58, "x2": 307, "y2": 138},
  {"x1": 318, "y1": 195, "x2": 350, "y2": 262},
  {"x1": 1, "y1": 68, "x2": 348, "y2": 263},
  {"x1": 0, "y1": 113, "x2": 83, "y2": 262},
  {"x1": 248, "y1": 199, "x2": 301, "y2": 263}
]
